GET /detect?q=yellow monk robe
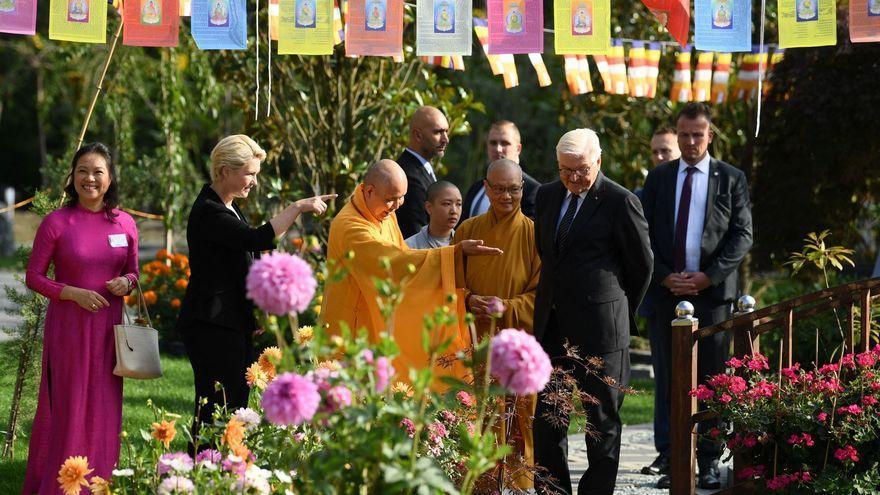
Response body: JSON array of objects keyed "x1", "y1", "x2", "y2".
[
  {"x1": 453, "y1": 206, "x2": 541, "y2": 489},
  {"x1": 321, "y1": 184, "x2": 471, "y2": 379}
]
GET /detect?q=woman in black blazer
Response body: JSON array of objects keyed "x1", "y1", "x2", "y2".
[{"x1": 177, "y1": 134, "x2": 335, "y2": 447}]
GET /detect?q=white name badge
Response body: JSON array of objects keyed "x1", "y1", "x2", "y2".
[{"x1": 109, "y1": 234, "x2": 128, "y2": 248}]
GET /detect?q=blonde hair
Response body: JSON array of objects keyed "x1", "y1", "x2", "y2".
[
  {"x1": 210, "y1": 135, "x2": 266, "y2": 181},
  {"x1": 556, "y1": 128, "x2": 602, "y2": 163}
]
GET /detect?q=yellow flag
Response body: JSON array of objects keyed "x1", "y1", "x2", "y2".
[
  {"x1": 278, "y1": 0, "x2": 335, "y2": 55},
  {"x1": 777, "y1": 0, "x2": 836, "y2": 48},
  {"x1": 553, "y1": 0, "x2": 610, "y2": 55},
  {"x1": 50, "y1": 0, "x2": 108, "y2": 43}
]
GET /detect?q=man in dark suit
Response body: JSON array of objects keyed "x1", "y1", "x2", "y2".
[
  {"x1": 395, "y1": 106, "x2": 449, "y2": 238},
  {"x1": 533, "y1": 129, "x2": 653, "y2": 495},
  {"x1": 460, "y1": 120, "x2": 540, "y2": 222},
  {"x1": 641, "y1": 102, "x2": 753, "y2": 489}
]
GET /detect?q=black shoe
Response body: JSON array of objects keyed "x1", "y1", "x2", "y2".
[
  {"x1": 697, "y1": 462, "x2": 721, "y2": 489},
  {"x1": 640, "y1": 454, "x2": 670, "y2": 475},
  {"x1": 655, "y1": 474, "x2": 671, "y2": 489}
]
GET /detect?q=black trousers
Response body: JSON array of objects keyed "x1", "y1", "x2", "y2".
[
  {"x1": 534, "y1": 313, "x2": 630, "y2": 495},
  {"x1": 181, "y1": 322, "x2": 254, "y2": 452},
  {"x1": 652, "y1": 294, "x2": 731, "y2": 468}
]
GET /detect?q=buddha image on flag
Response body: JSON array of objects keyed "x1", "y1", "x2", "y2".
[
  {"x1": 433, "y1": 0, "x2": 454, "y2": 33},
  {"x1": 209, "y1": 0, "x2": 228, "y2": 26},
  {"x1": 571, "y1": 0, "x2": 592, "y2": 35},
  {"x1": 797, "y1": 0, "x2": 818, "y2": 22},
  {"x1": 504, "y1": 0, "x2": 524, "y2": 34},
  {"x1": 365, "y1": 0, "x2": 386, "y2": 30},
  {"x1": 869, "y1": 0, "x2": 880, "y2": 16},
  {"x1": 711, "y1": 0, "x2": 731, "y2": 29},
  {"x1": 67, "y1": 0, "x2": 88, "y2": 22},
  {"x1": 0, "y1": 0, "x2": 16, "y2": 13},
  {"x1": 296, "y1": 0, "x2": 316, "y2": 28},
  {"x1": 140, "y1": 0, "x2": 161, "y2": 24}
]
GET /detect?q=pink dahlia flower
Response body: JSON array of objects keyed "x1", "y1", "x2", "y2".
[
  {"x1": 157, "y1": 452, "x2": 194, "y2": 475},
  {"x1": 246, "y1": 252, "x2": 317, "y2": 315},
  {"x1": 261, "y1": 372, "x2": 321, "y2": 426},
  {"x1": 490, "y1": 328, "x2": 552, "y2": 395},
  {"x1": 375, "y1": 356, "x2": 394, "y2": 392},
  {"x1": 326, "y1": 385, "x2": 353, "y2": 411}
]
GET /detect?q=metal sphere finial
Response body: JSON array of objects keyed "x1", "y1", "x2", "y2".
[
  {"x1": 675, "y1": 301, "x2": 695, "y2": 319},
  {"x1": 737, "y1": 295, "x2": 757, "y2": 313}
]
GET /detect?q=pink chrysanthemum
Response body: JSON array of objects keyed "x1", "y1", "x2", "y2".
[
  {"x1": 246, "y1": 252, "x2": 317, "y2": 315},
  {"x1": 261, "y1": 372, "x2": 321, "y2": 426},
  {"x1": 456, "y1": 391, "x2": 476, "y2": 408},
  {"x1": 375, "y1": 357, "x2": 394, "y2": 392},
  {"x1": 326, "y1": 385, "x2": 353, "y2": 411},
  {"x1": 490, "y1": 329, "x2": 552, "y2": 395},
  {"x1": 158, "y1": 475, "x2": 194, "y2": 495},
  {"x1": 486, "y1": 297, "x2": 506, "y2": 317},
  {"x1": 157, "y1": 452, "x2": 193, "y2": 475},
  {"x1": 195, "y1": 449, "x2": 222, "y2": 465}
]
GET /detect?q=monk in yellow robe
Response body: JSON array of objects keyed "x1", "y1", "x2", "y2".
[
  {"x1": 321, "y1": 159, "x2": 503, "y2": 379},
  {"x1": 453, "y1": 159, "x2": 541, "y2": 490}
]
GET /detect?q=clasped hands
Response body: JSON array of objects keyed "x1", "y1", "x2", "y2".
[
  {"x1": 466, "y1": 294, "x2": 504, "y2": 323},
  {"x1": 663, "y1": 272, "x2": 711, "y2": 296},
  {"x1": 62, "y1": 276, "x2": 132, "y2": 313}
]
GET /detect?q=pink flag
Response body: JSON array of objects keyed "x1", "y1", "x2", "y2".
[
  {"x1": 0, "y1": 0, "x2": 37, "y2": 35},
  {"x1": 345, "y1": 0, "x2": 403, "y2": 56},
  {"x1": 124, "y1": 0, "x2": 180, "y2": 46},
  {"x1": 487, "y1": 0, "x2": 543, "y2": 54}
]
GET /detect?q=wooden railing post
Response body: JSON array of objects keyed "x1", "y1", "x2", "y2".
[
  {"x1": 670, "y1": 301, "x2": 699, "y2": 495},
  {"x1": 861, "y1": 289, "x2": 871, "y2": 353},
  {"x1": 732, "y1": 295, "x2": 757, "y2": 493}
]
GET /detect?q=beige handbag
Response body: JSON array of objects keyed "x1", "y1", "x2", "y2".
[{"x1": 113, "y1": 280, "x2": 163, "y2": 379}]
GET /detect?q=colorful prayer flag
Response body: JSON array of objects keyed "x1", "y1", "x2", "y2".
[
  {"x1": 0, "y1": 0, "x2": 37, "y2": 34},
  {"x1": 487, "y1": 0, "x2": 543, "y2": 54},
  {"x1": 564, "y1": 55, "x2": 593, "y2": 95},
  {"x1": 49, "y1": 0, "x2": 108, "y2": 42},
  {"x1": 123, "y1": 0, "x2": 179, "y2": 46},
  {"x1": 500, "y1": 54, "x2": 519, "y2": 87},
  {"x1": 670, "y1": 46, "x2": 692, "y2": 102},
  {"x1": 710, "y1": 52, "x2": 731, "y2": 103},
  {"x1": 278, "y1": 0, "x2": 334, "y2": 54},
  {"x1": 269, "y1": 0, "x2": 279, "y2": 40},
  {"x1": 693, "y1": 0, "x2": 750, "y2": 52},
  {"x1": 420, "y1": 55, "x2": 466, "y2": 70},
  {"x1": 416, "y1": 0, "x2": 472, "y2": 56},
  {"x1": 592, "y1": 53, "x2": 611, "y2": 90},
  {"x1": 627, "y1": 41, "x2": 647, "y2": 97},
  {"x1": 528, "y1": 53, "x2": 552, "y2": 86},
  {"x1": 607, "y1": 39, "x2": 628, "y2": 95},
  {"x1": 691, "y1": 51, "x2": 713, "y2": 101},
  {"x1": 345, "y1": 0, "x2": 403, "y2": 56},
  {"x1": 777, "y1": 0, "x2": 836, "y2": 48},
  {"x1": 731, "y1": 47, "x2": 766, "y2": 100},
  {"x1": 474, "y1": 17, "x2": 505, "y2": 75},
  {"x1": 645, "y1": 41, "x2": 661, "y2": 97},
  {"x1": 180, "y1": 0, "x2": 191, "y2": 15},
  {"x1": 640, "y1": 0, "x2": 690, "y2": 47},
  {"x1": 553, "y1": 0, "x2": 610, "y2": 55},
  {"x1": 850, "y1": 0, "x2": 880, "y2": 42},
  {"x1": 191, "y1": 0, "x2": 247, "y2": 49},
  {"x1": 333, "y1": 0, "x2": 344, "y2": 43}
]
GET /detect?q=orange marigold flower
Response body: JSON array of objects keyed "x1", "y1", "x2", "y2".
[
  {"x1": 258, "y1": 346, "x2": 282, "y2": 380},
  {"x1": 170, "y1": 298, "x2": 181, "y2": 309},
  {"x1": 390, "y1": 381, "x2": 414, "y2": 398},
  {"x1": 173, "y1": 254, "x2": 189, "y2": 269},
  {"x1": 150, "y1": 419, "x2": 176, "y2": 449},
  {"x1": 223, "y1": 417, "x2": 247, "y2": 453},
  {"x1": 57, "y1": 456, "x2": 92, "y2": 495},
  {"x1": 156, "y1": 249, "x2": 169, "y2": 260},
  {"x1": 245, "y1": 362, "x2": 268, "y2": 390},
  {"x1": 160, "y1": 265, "x2": 172, "y2": 275},
  {"x1": 142, "y1": 291, "x2": 158, "y2": 306},
  {"x1": 88, "y1": 475, "x2": 111, "y2": 495},
  {"x1": 294, "y1": 326, "x2": 314, "y2": 345},
  {"x1": 317, "y1": 360, "x2": 341, "y2": 372},
  {"x1": 174, "y1": 279, "x2": 188, "y2": 290},
  {"x1": 124, "y1": 295, "x2": 136, "y2": 307},
  {"x1": 291, "y1": 237, "x2": 304, "y2": 248}
]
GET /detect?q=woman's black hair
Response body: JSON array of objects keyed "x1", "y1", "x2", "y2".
[{"x1": 64, "y1": 142, "x2": 119, "y2": 219}]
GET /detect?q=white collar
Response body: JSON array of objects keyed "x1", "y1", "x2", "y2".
[
  {"x1": 405, "y1": 148, "x2": 430, "y2": 167},
  {"x1": 678, "y1": 154, "x2": 711, "y2": 174}
]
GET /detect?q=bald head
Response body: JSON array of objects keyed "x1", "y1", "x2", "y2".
[
  {"x1": 362, "y1": 159, "x2": 407, "y2": 221},
  {"x1": 484, "y1": 159, "x2": 524, "y2": 217},
  {"x1": 408, "y1": 106, "x2": 450, "y2": 160},
  {"x1": 486, "y1": 159, "x2": 523, "y2": 182}
]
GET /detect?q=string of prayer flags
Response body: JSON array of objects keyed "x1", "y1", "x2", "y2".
[
  {"x1": 761, "y1": 48, "x2": 783, "y2": 94},
  {"x1": 420, "y1": 55, "x2": 465, "y2": 70},
  {"x1": 607, "y1": 39, "x2": 628, "y2": 95},
  {"x1": 691, "y1": 51, "x2": 713, "y2": 101},
  {"x1": 332, "y1": 0, "x2": 344, "y2": 43},
  {"x1": 850, "y1": 0, "x2": 880, "y2": 42},
  {"x1": 528, "y1": 53, "x2": 552, "y2": 86},
  {"x1": 627, "y1": 41, "x2": 647, "y2": 97},
  {"x1": 191, "y1": 0, "x2": 247, "y2": 49},
  {"x1": 269, "y1": 0, "x2": 279, "y2": 40},
  {"x1": 563, "y1": 55, "x2": 593, "y2": 95},
  {"x1": 640, "y1": 0, "x2": 689, "y2": 47},
  {"x1": 123, "y1": 0, "x2": 180, "y2": 46},
  {"x1": 592, "y1": 53, "x2": 611, "y2": 90},
  {"x1": 487, "y1": 0, "x2": 542, "y2": 54},
  {"x1": 645, "y1": 41, "x2": 661, "y2": 97},
  {"x1": 553, "y1": 0, "x2": 610, "y2": 55},
  {"x1": 731, "y1": 47, "x2": 766, "y2": 100},
  {"x1": 693, "y1": 0, "x2": 750, "y2": 52},
  {"x1": 180, "y1": 0, "x2": 191, "y2": 15},
  {"x1": 0, "y1": 0, "x2": 37, "y2": 34},
  {"x1": 500, "y1": 54, "x2": 518, "y2": 87},
  {"x1": 278, "y1": 0, "x2": 334, "y2": 54},
  {"x1": 710, "y1": 52, "x2": 732, "y2": 103},
  {"x1": 416, "y1": 0, "x2": 472, "y2": 56},
  {"x1": 474, "y1": 17, "x2": 505, "y2": 75},
  {"x1": 777, "y1": 0, "x2": 836, "y2": 48},
  {"x1": 345, "y1": 0, "x2": 403, "y2": 56},
  {"x1": 49, "y1": 0, "x2": 107, "y2": 42},
  {"x1": 670, "y1": 46, "x2": 692, "y2": 102}
]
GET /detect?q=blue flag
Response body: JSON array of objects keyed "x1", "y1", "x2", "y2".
[
  {"x1": 694, "y1": 0, "x2": 751, "y2": 52},
  {"x1": 191, "y1": 0, "x2": 247, "y2": 49}
]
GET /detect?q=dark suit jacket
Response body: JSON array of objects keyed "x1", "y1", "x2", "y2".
[
  {"x1": 460, "y1": 168, "x2": 540, "y2": 223},
  {"x1": 640, "y1": 157, "x2": 753, "y2": 306},
  {"x1": 395, "y1": 149, "x2": 436, "y2": 239},
  {"x1": 176, "y1": 185, "x2": 276, "y2": 334},
  {"x1": 533, "y1": 174, "x2": 653, "y2": 355}
]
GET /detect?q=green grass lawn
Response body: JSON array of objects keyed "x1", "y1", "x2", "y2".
[
  {"x1": 569, "y1": 378, "x2": 655, "y2": 434},
  {"x1": 0, "y1": 346, "x2": 194, "y2": 494}
]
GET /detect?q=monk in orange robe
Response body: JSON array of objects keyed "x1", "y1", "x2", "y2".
[
  {"x1": 321, "y1": 159, "x2": 502, "y2": 379},
  {"x1": 453, "y1": 159, "x2": 541, "y2": 490}
]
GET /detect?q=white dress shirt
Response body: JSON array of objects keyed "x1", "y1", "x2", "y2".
[
  {"x1": 470, "y1": 186, "x2": 490, "y2": 217},
  {"x1": 674, "y1": 154, "x2": 711, "y2": 272},
  {"x1": 405, "y1": 148, "x2": 437, "y2": 181},
  {"x1": 556, "y1": 190, "x2": 588, "y2": 232}
]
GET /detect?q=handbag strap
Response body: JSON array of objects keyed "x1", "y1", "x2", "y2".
[{"x1": 131, "y1": 278, "x2": 154, "y2": 328}]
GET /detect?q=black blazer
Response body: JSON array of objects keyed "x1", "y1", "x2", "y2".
[
  {"x1": 176, "y1": 185, "x2": 276, "y2": 333},
  {"x1": 395, "y1": 149, "x2": 436, "y2": 239},
  {"x1": 533, "y1": 174, "x2": 653, "y2": 354},
  {"x1": 641, "y1": 158, "x2": 753, "y2": 304},
  {"x1": 459, "y1": 168, "x2": 540, "y2": 223}
]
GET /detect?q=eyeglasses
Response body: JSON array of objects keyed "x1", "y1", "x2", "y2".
[
  {"x1": 558, "y1": 167, "x2": 591, "y2": 178},
  {"x1": 485, "y1": 180, "x2": 524, "y2": 196}
]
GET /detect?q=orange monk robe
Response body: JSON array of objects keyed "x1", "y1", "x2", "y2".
[
  {"x1": 452, "y1": 206, "x2": 541, "y2": 489},
  {"x1": 321, "y1": 183, "x2": 471, "y2": 379}
]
